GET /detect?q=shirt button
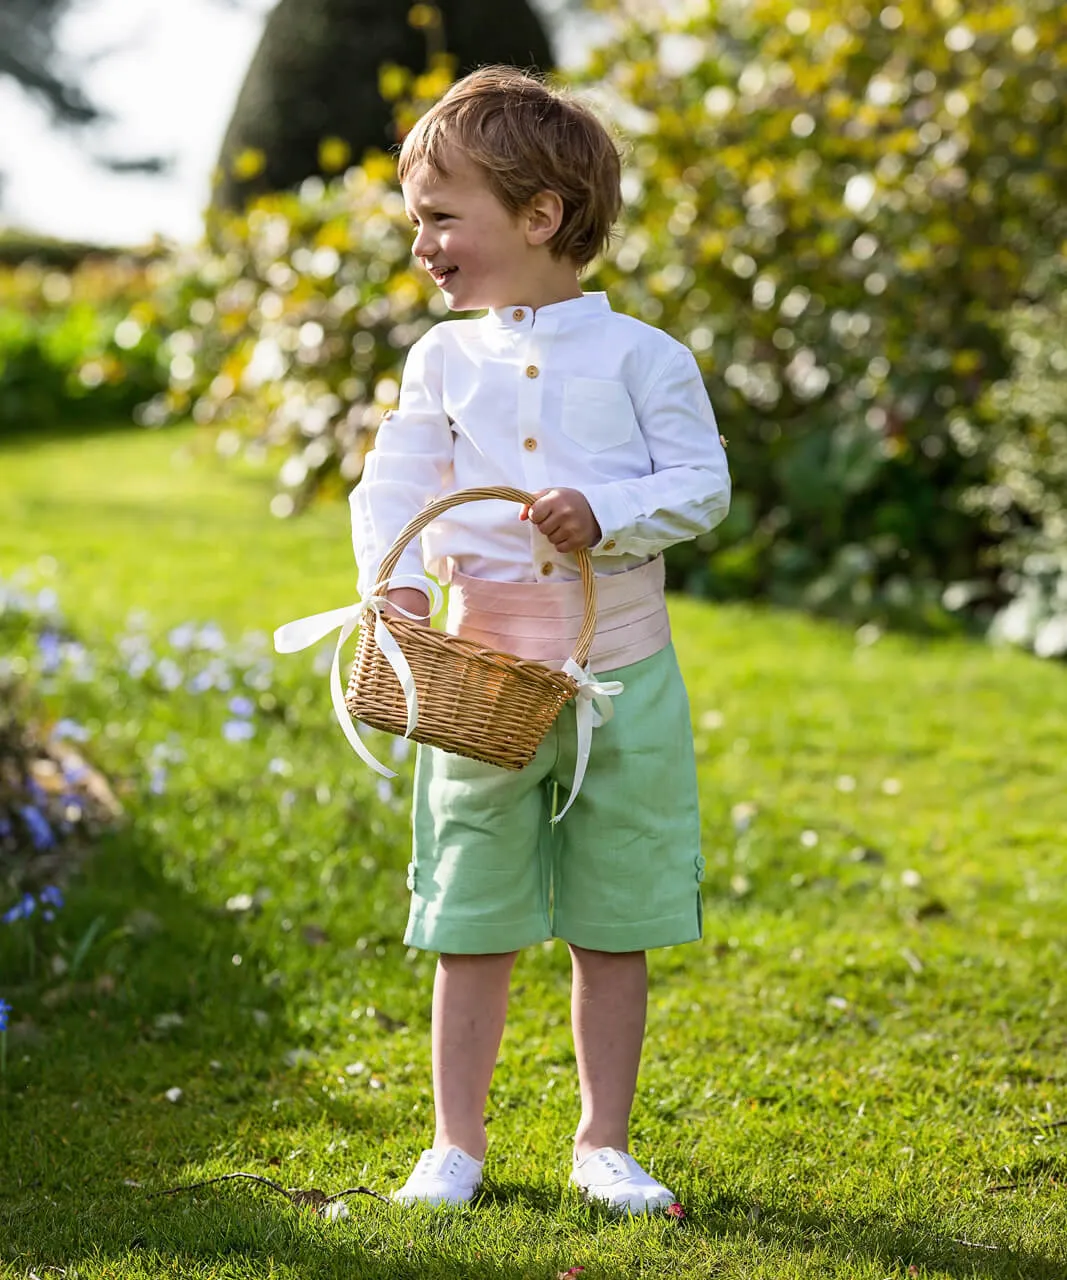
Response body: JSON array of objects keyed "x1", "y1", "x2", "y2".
[
  {"x1": 525, "y1": 364, "x2": 539, "y2": 379},
  {"x1": 523, "y1": 437, "x2": 538, "y2": 451},
  {"x1": 540, "y1": 562, "x2": 554, "y2": 576},
  {"x1": 512, "y1": 308, "x2": 525, "y2": 321},
  {"x1": 602, "y1": 539, "x2": 616, "y2": 551}
]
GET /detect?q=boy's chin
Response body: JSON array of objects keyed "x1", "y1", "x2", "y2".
[{"x1": 439, "y1": 279, "x2": 513, "y2": 313}]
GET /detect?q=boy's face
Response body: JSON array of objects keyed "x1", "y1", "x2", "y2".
[{"x1": 402, "y1": 152, "x2": 543, "y2": 312}]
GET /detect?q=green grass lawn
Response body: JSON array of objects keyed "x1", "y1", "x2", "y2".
[{"x1": 2, "y1": 422, "x2": 1066, "y2": 1279}]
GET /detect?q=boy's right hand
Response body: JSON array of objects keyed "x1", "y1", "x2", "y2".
[{"x1": 384, "y1": 587, "x2": 431, "y2": 626}]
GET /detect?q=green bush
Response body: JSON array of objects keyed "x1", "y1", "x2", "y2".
[
  {"x1": 0, "y1": 257, "x2": 168, "y2": 433},
  {"x1": 579, "y1": 0, "x2": 1067, "y2": 630},
  {"x1": 964, "y1": 258, "x2": 1067, "y2": 656}
]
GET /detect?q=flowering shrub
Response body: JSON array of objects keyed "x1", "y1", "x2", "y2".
[
  {"x1": 140, "y1": 165, "x2": 441, "y2": 515},
  {"x1": 573, "y1": 0, "x2": 1067, "y2": 632},
  {"x1": 964, "y1": 260, "x2": 1067, "y2": 657},
  {"x1": 0, "y1": 579, "x2": 122, "y2": 882}
]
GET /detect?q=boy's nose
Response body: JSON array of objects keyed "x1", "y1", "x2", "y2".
[{"x1": 412, "y1": 225, "x2": 436, "y2": 259}]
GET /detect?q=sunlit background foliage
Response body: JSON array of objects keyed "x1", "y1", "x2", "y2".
[{"x1": 2, "y1": 0, "x2": 1067, "y2": 653}]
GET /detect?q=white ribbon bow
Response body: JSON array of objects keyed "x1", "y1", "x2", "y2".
[
  {"x1": 272, "y1": 574, "x2": 443, "y2": 779},
  {"x1": 553, "y1": 658, "x2": 625, "y2": 823}
]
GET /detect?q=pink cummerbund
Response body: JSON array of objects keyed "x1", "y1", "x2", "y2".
[{"x1": 446, "y1": 555, "x2": 671, "y2": 672}]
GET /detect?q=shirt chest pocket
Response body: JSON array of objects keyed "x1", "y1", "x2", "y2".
[{"x1": 560, "y1": 377, "x2": 637, "y2": 453}]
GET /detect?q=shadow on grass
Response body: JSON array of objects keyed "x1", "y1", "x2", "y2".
[
  {"x1": 0, "y1": 414, "x2": 152, "y2": 454},
  {"x1": 684, "y1": 1190, "x2": 1063, "y2": 1280},
  {"x1": 0, "y1": 824, "x2": 306, "y2": 1226}
]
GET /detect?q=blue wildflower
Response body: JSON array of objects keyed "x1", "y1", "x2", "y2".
[
  {"x1": 20, "y1": 805, "x2": 55, "y2": 850},
  {"x1": 2, "y1": 893, "x2": 35, "y2": 924},
  {"x1": 205, "y1": 659, "x2": 233, "y2": 691},
  {"x1": 126, "y1": 652, "x2": 153, "y2": 680},
  {"x1": 223, "y1": 720, "x2": 255, "y2": 742},
  {"x1": 156, "y1": 658, "x2": 184, "y2": 692},
  {"x1": 187, "y1": 670, "x2": 214, "y2": 694},
  {"x1": 195, "y1": 623, "x2": 227, "y2": 652},
  {"x1": 38, "y1": 885, "x2": 64, "y2": 910},
  {"x1": 228, "y1": 695, "x2": 255, "y2": 718},
  {"x1": 36, "y1": 586, "x2": 60, "y2": 615},
  {"x1": 168, "y1": 623, "x2": 196, "y2": 651},
  {"x1": 37, "y1": 630, "x2": 62, "y2": 673},
  {"x1": 0, "y1": 998, "x2": 11, "y2": 1032},
  {"x1": 150, "y1": 766, "x2": 168, "y2": 795},
  {"x1": 51, "y1": 718, "x2": 90, "y2": 743}
]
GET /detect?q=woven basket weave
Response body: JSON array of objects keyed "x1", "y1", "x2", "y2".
[{"x1": 344, "y1": 486, "x2": 597, "y2": 770}]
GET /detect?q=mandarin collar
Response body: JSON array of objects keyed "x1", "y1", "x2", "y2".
[{"x1": 485, "y1": 292, "x2": 612, "y2": 332}]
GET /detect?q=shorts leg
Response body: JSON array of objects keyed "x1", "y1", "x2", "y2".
[
  {"x1": 551, "y1": 645, "x2": 704, "y2": 952},
  {"x1": 404, "y1": 735, "x2": 558, "y2": 954}
]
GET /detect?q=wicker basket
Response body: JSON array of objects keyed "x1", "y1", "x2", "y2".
[{"x1": 345, "y1": 485, "x2": 597, "y2": 770}]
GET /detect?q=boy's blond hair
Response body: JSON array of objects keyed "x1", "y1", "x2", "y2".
[{"x1": 397, "y1": 65, "x2": 622, "y2": 268}]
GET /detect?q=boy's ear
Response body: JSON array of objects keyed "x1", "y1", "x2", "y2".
[{"x1": 524, "y1": 190, "x2": 564, "y2": 247}]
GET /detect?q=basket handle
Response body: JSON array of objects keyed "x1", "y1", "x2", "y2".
[{"x1": 373, "y1": 485, "x2": 598, "y2": 670}]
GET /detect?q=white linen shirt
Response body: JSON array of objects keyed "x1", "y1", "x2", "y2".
[{"x1": 350, "y1": 291, "x2": 730, "y2": 591}]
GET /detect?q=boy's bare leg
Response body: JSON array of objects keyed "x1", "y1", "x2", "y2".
[
  {"x1": 431, "y1": 950, "x2": 519, "y2": 1160},
  {"x1": 569, "y1": 945, "x2": 648, "y2": 1158}
]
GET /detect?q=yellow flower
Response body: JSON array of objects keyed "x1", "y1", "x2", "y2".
[
  {"x1": 232, "y1": 148, "x2": 266, "y2": 181},
  {"x1": 318, "y1": 137, "x2": 351, "y2": 173},
  {"x1": 379, "y1": 63, "x2": 410, "y2": 102},
  {"x1": 408, "y1": 4, "x2": 441, "y2": 29}
]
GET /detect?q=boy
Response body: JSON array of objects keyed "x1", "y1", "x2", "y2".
[{"x1": 351, "y1": 65, "x2": 730, "y2": 1211}]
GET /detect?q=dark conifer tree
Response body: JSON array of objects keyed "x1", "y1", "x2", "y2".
[{"x1": 213, "y1": 0, "x2": 553, "y2": 210}]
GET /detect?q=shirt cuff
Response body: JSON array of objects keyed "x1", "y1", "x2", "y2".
[{"x1": 583, "y1": 483, "x2": 636, "y2": 555}]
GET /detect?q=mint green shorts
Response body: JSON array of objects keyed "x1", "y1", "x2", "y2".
[{"x1": 404, "y1": 644, "x2": 704, "y2": 955}]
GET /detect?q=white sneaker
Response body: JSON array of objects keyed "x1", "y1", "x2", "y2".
[
  {"x1": 570, "y1": 1147, "x2": 675, "y2": 1213},
  {"x1": 392, "y1": 1146, "x2": 484, "y2": 1207}
]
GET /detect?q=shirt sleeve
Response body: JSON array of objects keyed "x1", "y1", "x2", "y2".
[
  {"x1": 349, "y1": 330, "x2": 454, "y2": 594},
  {"x1": 581, "y1": 347, "x2": 731, "y2": 558}
]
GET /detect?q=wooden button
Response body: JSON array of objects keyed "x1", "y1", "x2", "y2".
[
  {"x1": 540, "y1": 562, "x2": 554, "y2": 576},
  {"x1": 525, "y1": 364, "x2": 539, "y2": 378},
  {"x1": 602, "y1": 539, "x2": 616, "y2": 551},
  {"x1": 512, "y1": 308, "x2": 525, "y2": 321},
  {"x1": 523, "y1": 437, "x2": 538, "y2": 451}
]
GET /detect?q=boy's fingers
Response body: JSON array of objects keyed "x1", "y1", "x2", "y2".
[
  {"x1": 522, "y1": 489, "x2": 550, "y2": 522},
  {"x1": 528, "y1": 499, "x2": 554, "y2": 527}
]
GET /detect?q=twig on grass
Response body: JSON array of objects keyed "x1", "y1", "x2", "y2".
[{"x1": 152, "y1": 1170, "x2": 388, "y2": 1214}]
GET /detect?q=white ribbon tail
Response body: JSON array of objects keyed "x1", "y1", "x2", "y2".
[
  {"x1": 368, "y1": 604, "x2": 419, "y2": 738},
  {"x1": 272, "y1": 573, "x2": 443, "y2": 776},
  {"x1": 327, "y1": 611, "x2": 396, "y2": 778},
  {"x1": 552, "y1": 659, "x2": 625, "y2": 824}
]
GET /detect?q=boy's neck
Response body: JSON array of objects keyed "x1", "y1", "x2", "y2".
[{"x1": 505, "y1": 259, "x2": 583, "y2": 313}]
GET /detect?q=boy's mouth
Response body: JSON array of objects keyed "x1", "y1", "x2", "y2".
[{"x1": 427, "y1": 265, "x2": 458, "y2": 287}]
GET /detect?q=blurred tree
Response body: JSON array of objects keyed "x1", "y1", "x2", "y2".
[
  {"x1": 213, "y1": 0, "x2": 555, "y2": 210},
  {"x1": 0, "y1": 0, "x2": 99, "y2": 205},
  {"x1": 0, "y1": 0, "x2": 175, "y2": 209},
  {"x1": 0, "y1": 0, "x2": 100, "y2": 127}
]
